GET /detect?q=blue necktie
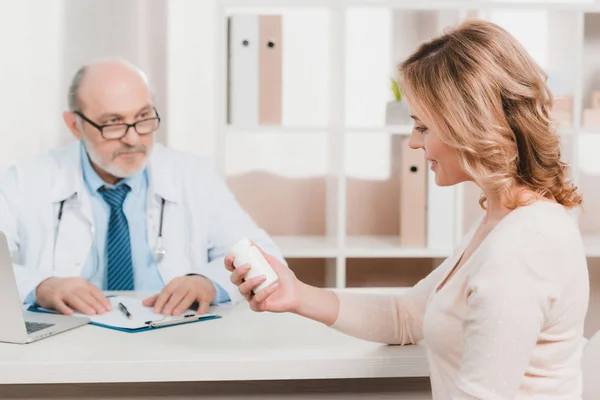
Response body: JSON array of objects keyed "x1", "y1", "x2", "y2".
[{"x1": 99, "y1": 184, "x2": 134, "y2": 291}]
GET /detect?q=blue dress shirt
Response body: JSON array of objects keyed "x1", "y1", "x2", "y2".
[{"x1": 25, "y1": 144, "x2": 229, "y2": 304}]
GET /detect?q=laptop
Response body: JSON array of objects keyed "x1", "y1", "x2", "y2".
[{"x1": 0, "y1": 232, "x2": 89, "y2": 344}]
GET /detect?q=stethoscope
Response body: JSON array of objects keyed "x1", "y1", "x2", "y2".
[{"x1": 52, "y1": 197, "x2": 167, "y2": 274}]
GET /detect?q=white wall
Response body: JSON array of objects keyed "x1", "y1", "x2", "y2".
[
  {"x1": 0, "y1": 0, "x2": 185, "y2": 176},
  {"x1": 63, "y1": 0, "x2": 169, "y2": 145},
  {"x1": 167, "y1": 0, "x2": 218, "y2": 162},
  {"x1": 0, "y1": 0, "x2": 65, "y2": 173},
  {"x1": 63, "y1": 0, "x2": 142, "y2": 87}
]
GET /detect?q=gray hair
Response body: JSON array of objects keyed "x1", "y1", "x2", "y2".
[{"x1": 68, "y1": 65, "x2": 88, "y2": 112}]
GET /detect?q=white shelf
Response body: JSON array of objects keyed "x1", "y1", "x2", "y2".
[
  {"x1": 557, "y1": 127, "x2": 577, "y2": 136},
  {"x1": 344, "y1": 236, "x2": 452, "y2": 258},
  {"x1": 275, "y1": 234, "x2": 600, "y2": 259},
  {"x1": 219, "y1": 0, "x2": 600, "y2": 11},
  {"x1": 273, "y1": 235, "x2": 339, "y2": 258},
  {"x1": 579, "y1": 129, "x2": 600, "y2": 135},
  {"x1": 225, "y1": 125, "x2": 330, "y2": 134},
  {"x1": 333, "y1": 286, "x2": 411, "y2": 294},
  {"x1": 225, "y1": 124, "x2": 413, "y2": 134},
  {"x1": 225, "y1": 124, "x2": 590, "y2": 136},
  {"x1": 584, "y1": 235, "x2": 600, "y2": 258},
  {"x1": 273, "y1": 235, "x2": 453, "y2": 258},
  {"x1": 363, "y1": 0, "x2": 600, "y2": 11},
  {"x1": 345, "y1": 124, "x2": 413, "y2": 134}
]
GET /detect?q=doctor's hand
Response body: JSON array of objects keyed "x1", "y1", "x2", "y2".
[
  {"x1": 35, "y1": 277, "x2": 112, "y2": 316},
  {"x1": 143, "y1": 275, "x2": 216, "y2": 316},
  {"x1": 225, "y1": 244, "x2": 301, "y2": 314}
]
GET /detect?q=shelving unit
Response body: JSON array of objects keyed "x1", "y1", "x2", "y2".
[
  {"x1": 271, "y1": 234, "x2": 453, "y2": 258},
  {"x1": 225, "y1": 124, "x2": 415, "y2": 134},
  {"x1": 215, "y1": 0, "x2": 600, "y2": 289}
]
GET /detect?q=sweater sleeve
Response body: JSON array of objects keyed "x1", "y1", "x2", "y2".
[
  {"x1": 330, "y1": 261, "x2": 450, "y2": 345},
  {"x1": 330, "y1": 216, "x2": 484, "y2": 346}
]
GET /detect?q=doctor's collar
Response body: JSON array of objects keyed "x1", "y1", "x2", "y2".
[{"x1": 49, "y1": 141, "x2": 179, "y2": 204}]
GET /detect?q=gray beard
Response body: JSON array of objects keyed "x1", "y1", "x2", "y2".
[{"x1": 81, "y1": 136, "x2": 150, "y2": 179}]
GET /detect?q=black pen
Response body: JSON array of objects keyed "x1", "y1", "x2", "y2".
[{"x1": 118, "y1": 302, "x2": 133, "y2": 320}]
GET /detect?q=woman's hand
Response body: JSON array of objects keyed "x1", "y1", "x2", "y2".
[{"x1": 225, "y1": 244, "x2": 301, "y2": 313}]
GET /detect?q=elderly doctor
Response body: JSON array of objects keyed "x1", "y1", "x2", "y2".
[{"x1": 0, "y1": 58, "x2": 283, "y2": 317}]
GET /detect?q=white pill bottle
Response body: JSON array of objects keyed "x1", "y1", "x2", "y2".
[{"x1": 228, "y1": 238, "x2": 279, "y2": 293}]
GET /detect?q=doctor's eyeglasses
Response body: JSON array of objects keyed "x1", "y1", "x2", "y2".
[{"x1": 74, "y1": 108, "x2": 161, "y2": 140}]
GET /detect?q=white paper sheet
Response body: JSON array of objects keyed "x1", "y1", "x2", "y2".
[{"x1": 72, "y1": 296, "x2": 214, "y2": 329}]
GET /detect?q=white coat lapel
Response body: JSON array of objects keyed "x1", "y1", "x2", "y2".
[
  {"x1": 145, "y1": 144, "x2": 185, "y2": 284},
  {"x1": 147, "y1": 144, "x2": 179, "y2": 204},
  {"x1": 48, "y1": 142, "x2": 95, "y2": 277},
  {"x1": 48, "y1": 142, "x2": 94, "y2": 224}
]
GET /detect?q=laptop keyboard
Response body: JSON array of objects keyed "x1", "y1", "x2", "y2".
[{"x1": 25, "y1": 321, "x2": 54, "y2": 334}]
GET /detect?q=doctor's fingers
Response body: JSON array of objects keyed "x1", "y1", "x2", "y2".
[
  {"x1": 64, "y1": 295, "x2": 97, "y2": 316},
  {"x1": 230, "y1": 264, "x2": 251, "y2": 286},
  {"x1": 81, "y1": 292, "x2": 110, "y2": 314},
  {"x1": 197, "y1": 298, "x2": 211, "y2": 315},
  {"x1": 53, "y1": 300, "x2": 75, "y2": 316},
  {"x1": 88, "y1": 285, "x2": 112, "y2": 311},
  {"x1": 170, "y1": 292, "x2": 198, "y2": 316},
  {"x1": 153, "y1": 280, "x2": 184, "y2": 313},
  {"x1": 162, "y1": 290, "x2": 188, "y2": 316},
  {"x1": 143, "y1": 294, "x2": 159, "y2": 307}
]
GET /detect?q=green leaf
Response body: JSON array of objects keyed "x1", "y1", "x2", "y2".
[{"x1": 390, "y1": 77, "x2": 402, "y2": 102}]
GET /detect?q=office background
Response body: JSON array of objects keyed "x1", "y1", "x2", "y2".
[{"x1": 1, "y1": 0, "x2": 600, "y2": 337}]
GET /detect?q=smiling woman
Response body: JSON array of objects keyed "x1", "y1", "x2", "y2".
[
  {"x1": 400, "y1": 19, "x2": 580, "y2": 210},
  {"x1": 406, "y1": 113, "x2": 471, "y2": 187},
  {"x1": 226, "y1": 18, "x2": 590, "y2": 400}
]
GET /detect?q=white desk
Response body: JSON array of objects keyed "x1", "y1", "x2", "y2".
[{"x1": 0, "y1": 291, "x2": 431, "y2": 399}]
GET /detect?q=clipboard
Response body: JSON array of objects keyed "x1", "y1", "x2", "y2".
[{"x1": 27, "y1": 295, "x2": 221, "y2": 333}]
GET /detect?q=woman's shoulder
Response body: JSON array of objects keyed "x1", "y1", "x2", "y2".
[
  {"x1": 468, "y1": 201, "x2": 588, "y2": 318},
  {"x1": 497, "y1": 201, "x2": 580, "y2": 245},
  {"x1": 476, "y1": 201, "x2": 586, "y2": 272}
]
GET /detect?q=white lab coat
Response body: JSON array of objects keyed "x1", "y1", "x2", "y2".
[{"x1": 0, "y1": 142, "x2": 283, "y2": 304}]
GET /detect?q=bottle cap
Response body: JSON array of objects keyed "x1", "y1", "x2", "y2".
[{"x1": 228, "y1": 238, "x2": 252, "y2": 259}]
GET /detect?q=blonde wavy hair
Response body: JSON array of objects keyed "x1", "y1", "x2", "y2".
[{"x1": 399, "y1": 19, "x2": 582, "y2": 210}]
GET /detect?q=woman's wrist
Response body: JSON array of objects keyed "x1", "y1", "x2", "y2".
[{"x1": 292, "y1": 281, "x2": 340, "y2": 326}]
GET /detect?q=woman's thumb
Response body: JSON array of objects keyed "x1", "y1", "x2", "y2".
[{"x1": 251, "y1": 242, "x2": 287, "y2": 270}]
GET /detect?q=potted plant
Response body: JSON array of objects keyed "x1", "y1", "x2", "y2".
[{"x1": 386, "y1": 77, "x2": 411, "y2": 125}]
